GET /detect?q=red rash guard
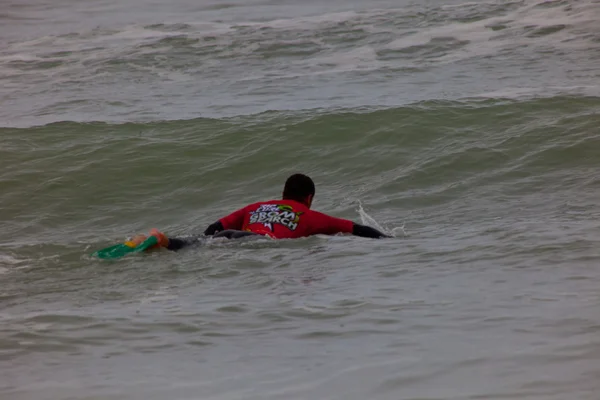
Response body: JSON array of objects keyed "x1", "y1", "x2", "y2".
[{"x1": 219, "y1": 199, "x2": 354, "y2": 239}]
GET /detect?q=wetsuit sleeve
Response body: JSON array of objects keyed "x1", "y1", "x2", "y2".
[
  {"x1": 310, "y1": 211, "x2": 391, "y2": 238},
  {"x1": 203, "y1": 221, "x2": 224, "y2": 236},
  {"x1": 217, "y1": 206, "x2": 248, "y2": 231},
  {"x1": 309, "y1": 211, "x2": 354, "y2": 235},
  {"x1": 352, "y1": 223, "x2": 391, "y2": 239}
]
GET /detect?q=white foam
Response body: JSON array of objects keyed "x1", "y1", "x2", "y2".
[
  {"x1": 2, "y1": 0, "x2": 599, "y2": 127},
  {"x1": 0, "y1": 254, "x2": 24, "y2": 266},
  {"x1": 310, "y1": 46, "x2": 380, "y2": 70},
  {"x1": 383, "y1": 0, "x2": 600, "y2": 65},
  {"x1": 2, "y1": 1, "x2": 592, "y2": 70},
  {"x1": 229, "y1": 10, "x2": 361, "y2": 31},
  {"x1": 441, "y1": 1, "x2": 500, "y2": 10},
  {"x1": 0, "y1": 253, "x2": 32, "y2": 273}
]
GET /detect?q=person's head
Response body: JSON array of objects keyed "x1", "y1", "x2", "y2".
[{"x1": 282, "y1": 173, "x2": 315, "y2": 207}]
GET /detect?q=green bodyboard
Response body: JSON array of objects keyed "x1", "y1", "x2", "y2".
[{"x1": 92, "y1": 236, "x2": 158, "y2": 259}]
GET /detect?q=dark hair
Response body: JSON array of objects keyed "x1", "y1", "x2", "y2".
[{"x1": 283, "y1": 173, "x2": 315, "y2": 202}]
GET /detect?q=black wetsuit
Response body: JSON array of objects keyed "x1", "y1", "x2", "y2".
[{"x1": 166, "y1": 229, "x2": 260, "y2": 251}]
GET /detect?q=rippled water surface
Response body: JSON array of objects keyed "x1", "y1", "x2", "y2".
[{"x1": 2, "y1": 0, "x2": 600, "y2": 399}]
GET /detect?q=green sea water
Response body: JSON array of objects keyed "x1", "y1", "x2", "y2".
[{"x1": 2, "y1": 0, "x2": 600, "y2": 399}]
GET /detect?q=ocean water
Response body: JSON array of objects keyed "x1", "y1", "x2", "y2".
[{"x1": 2, "y1": 0, "x2": 600, "y2": 399}]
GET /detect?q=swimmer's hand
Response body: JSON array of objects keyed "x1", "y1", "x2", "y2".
[{"x1": 203, "y1": 221, "x2": 224, "y2": 236}]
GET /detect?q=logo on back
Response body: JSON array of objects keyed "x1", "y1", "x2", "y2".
[{"x1": 248, "y1": 204, "x2": 303, "y2": 232}]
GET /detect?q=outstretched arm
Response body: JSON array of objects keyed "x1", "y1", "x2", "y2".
[
  {"x1": 146, "y1": 205, "x2": 249, "y2": 252},
  {"x1": 313, "y1": 211, "x2": 391, "y2": 239},
  {"x1": 352, "y1": 223, "x2": 391, "y2": 239},
  {"x1": 203, "y1": 204, "x2": 250, "y2": 236},
  {"x1": 164, "y1": 218, "x2": 229, "y2": 251}
]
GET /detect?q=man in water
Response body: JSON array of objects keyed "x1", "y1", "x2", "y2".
[{"x1": 147, "y1": 173, "x2": 390, "y2": 251}]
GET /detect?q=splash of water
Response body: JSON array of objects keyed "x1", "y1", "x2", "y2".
[{"x1": 356, "y1": 201, "x2": 406, "y2": 238}]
